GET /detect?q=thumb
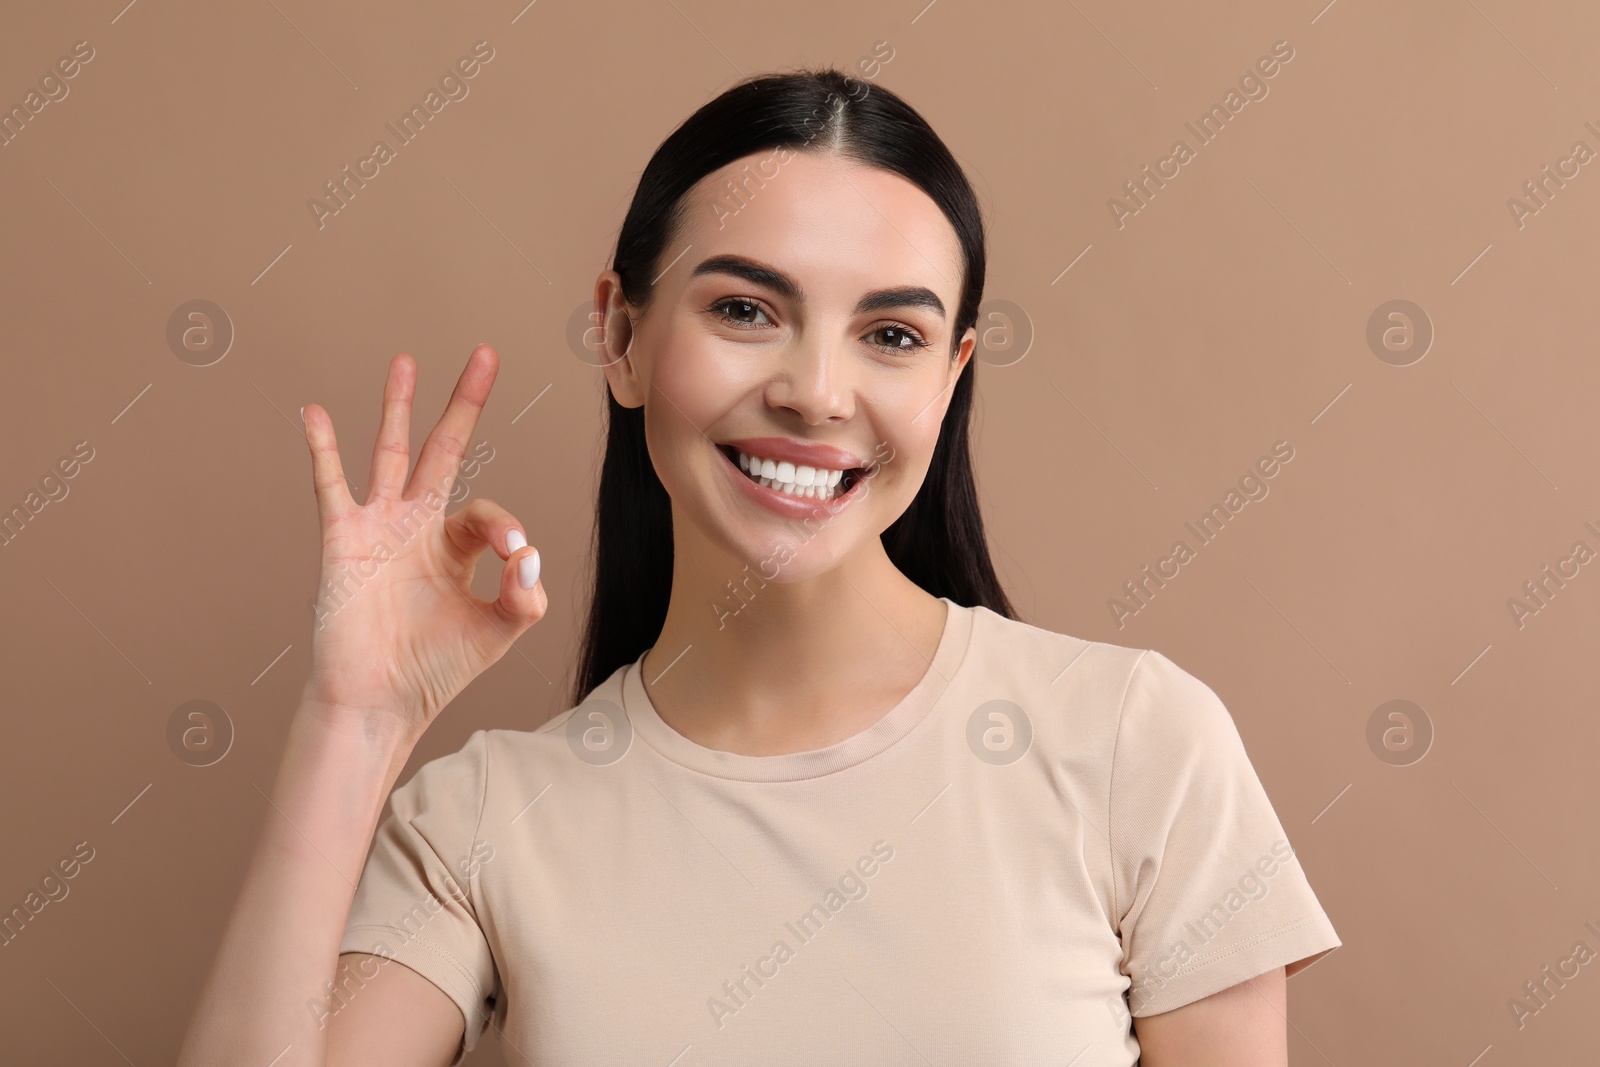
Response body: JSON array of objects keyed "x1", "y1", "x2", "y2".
[{"x1": 491, "y1": 528, "x2": 548, "y2": 628}]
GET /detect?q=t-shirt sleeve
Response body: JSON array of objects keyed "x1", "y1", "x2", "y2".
[
  {"x1": 1109, "y1": 649, "x2": 1340, "y2": 1017},
  {"x1": 339, "y1": 728, "x2": 500, "y2": 1064}
]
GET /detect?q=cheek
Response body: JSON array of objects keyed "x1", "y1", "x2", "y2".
[
  {"x1": 646, "y1": 326, "x2": 748, "y2": 427},
  {"x1": 861, "y1": 375, "x2": 954, "y2": 486},
  {"x1": 639, "y1": 328, "x2": 751, "y2": 498}
]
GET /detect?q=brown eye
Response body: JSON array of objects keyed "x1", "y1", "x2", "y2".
[
  {"x1": 868, "y1": 324, "x2": 929, "y2": 351},
  {"x1": 711, "y1": 299, "x2": 771, "y2": 327}
]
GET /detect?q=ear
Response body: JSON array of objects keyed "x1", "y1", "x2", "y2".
[
  {"x1": 949, "y1": 325, "x2": 976, "y2": 387},
  {"x1": 594, "y1": 270, "x2": 644, "y2": 409}
]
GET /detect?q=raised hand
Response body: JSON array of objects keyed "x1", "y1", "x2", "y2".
[{"x1": 298, "y1": 344, "x2": 546, "y2": 742}]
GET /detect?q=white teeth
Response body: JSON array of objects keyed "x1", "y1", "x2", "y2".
[{"x1": 731, "y1": 448, "x2": 850, "y2": 503}]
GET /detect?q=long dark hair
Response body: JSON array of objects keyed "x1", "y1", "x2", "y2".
[{"x1": 572, "y1": 67, "x2": 1016, "y2": 705}]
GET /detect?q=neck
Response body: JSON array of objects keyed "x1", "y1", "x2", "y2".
[{"x1": 640, "y1": 525, "x2": 948, "y2": 752}]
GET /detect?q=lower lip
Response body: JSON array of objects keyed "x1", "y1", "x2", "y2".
[{"x1": 717, "y1": 447, "x2": 865, "y2": 520}]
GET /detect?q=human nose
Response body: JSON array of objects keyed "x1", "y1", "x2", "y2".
[{"x1": 763, "y1": 331, "x2": 855, "y2": 425}]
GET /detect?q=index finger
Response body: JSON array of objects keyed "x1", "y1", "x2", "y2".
[
  {"x1": 302, "y1": 402, "x2": 357, "y2": 526},
  {"x1": 406, "y1": 344, "x2": 499, "y2": 503}
]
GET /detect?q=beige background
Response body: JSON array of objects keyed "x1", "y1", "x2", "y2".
[{"x1": 3, "y1": 0, "x2": 1597, "y2": 1062}]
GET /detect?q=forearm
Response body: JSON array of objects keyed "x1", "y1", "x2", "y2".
[{"x1": 176, "y1": 698, "x2": 417, "y2": 1067}]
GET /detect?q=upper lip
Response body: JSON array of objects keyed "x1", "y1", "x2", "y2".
[{"x1": 720, "y1": 437, "x2": 865, "y2": 471}]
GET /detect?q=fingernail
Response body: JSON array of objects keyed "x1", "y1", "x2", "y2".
[
  {"x1": 506, "y1": 528, "x2": 527, "y2": 554},
  {"x1": 518, "y1": 548, "x2": 541, "y2": 590},
  {"x1": 299, "y1": 405, "x2": 305, "y2": 422}
]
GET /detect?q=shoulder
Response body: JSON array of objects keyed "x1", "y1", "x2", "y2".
[
  {"x1": 392, "y1": 728, "x2": 491, "y2": 814},
  {"x1": 962, "y1": 607, "x2": 1239, "y2": 752},
  {"x1": 1113, "y1": 645, "x2": 1244, "y2": 757},
  {"x1": 963, "y1": 604, "x2": 1155, "y2": 704},
  {"x1": 1105, "y1": 646, "x2": 1268, "y2": 820},
  {"x1": 473, "y1": 668, "x2": 634, "y2": 793},
  {"x1": 480, "y1": 707, "x2": 584, "y2": 770},
  {"x1": 394, "y1": 703, "x2": 591, "y2": 821}
]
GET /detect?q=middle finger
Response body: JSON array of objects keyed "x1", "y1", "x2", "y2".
[{"x1": 407, "y1": 344, "x2": 499, "y2": 502}]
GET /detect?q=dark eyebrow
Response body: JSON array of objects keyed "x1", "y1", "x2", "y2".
[{"x1": 689, "y1": 254, "x2": 945, "y2": 319}]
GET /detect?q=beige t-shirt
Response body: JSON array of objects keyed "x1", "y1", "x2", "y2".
[{"x1": 339, "y1": 599, "x2": 1339, "y2": 1065}]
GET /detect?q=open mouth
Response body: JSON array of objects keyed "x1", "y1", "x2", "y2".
[{"x1": 715, "y1": 444, "x2": 867, "y2": 503}]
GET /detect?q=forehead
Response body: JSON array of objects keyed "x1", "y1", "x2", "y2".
[{"x1": 669, "y1": 150, "x2": 964, "y2": 305}]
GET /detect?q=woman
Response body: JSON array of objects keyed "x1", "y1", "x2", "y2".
[{"x1": 180, "y1": 69, "x2": 1339, "y2": 1066}]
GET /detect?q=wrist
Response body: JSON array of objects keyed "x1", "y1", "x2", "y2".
[{"x1": 295, "y1": 688, "x2": 422, "y2": 755}]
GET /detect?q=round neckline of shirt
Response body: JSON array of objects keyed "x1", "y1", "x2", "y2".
[{"x1": 621, "y1": 598, "x2": 974, "y2": 783}]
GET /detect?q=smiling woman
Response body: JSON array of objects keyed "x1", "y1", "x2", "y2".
[{"x1": 179, "y1": 67, "x2": 1339, "y2": 1067}]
